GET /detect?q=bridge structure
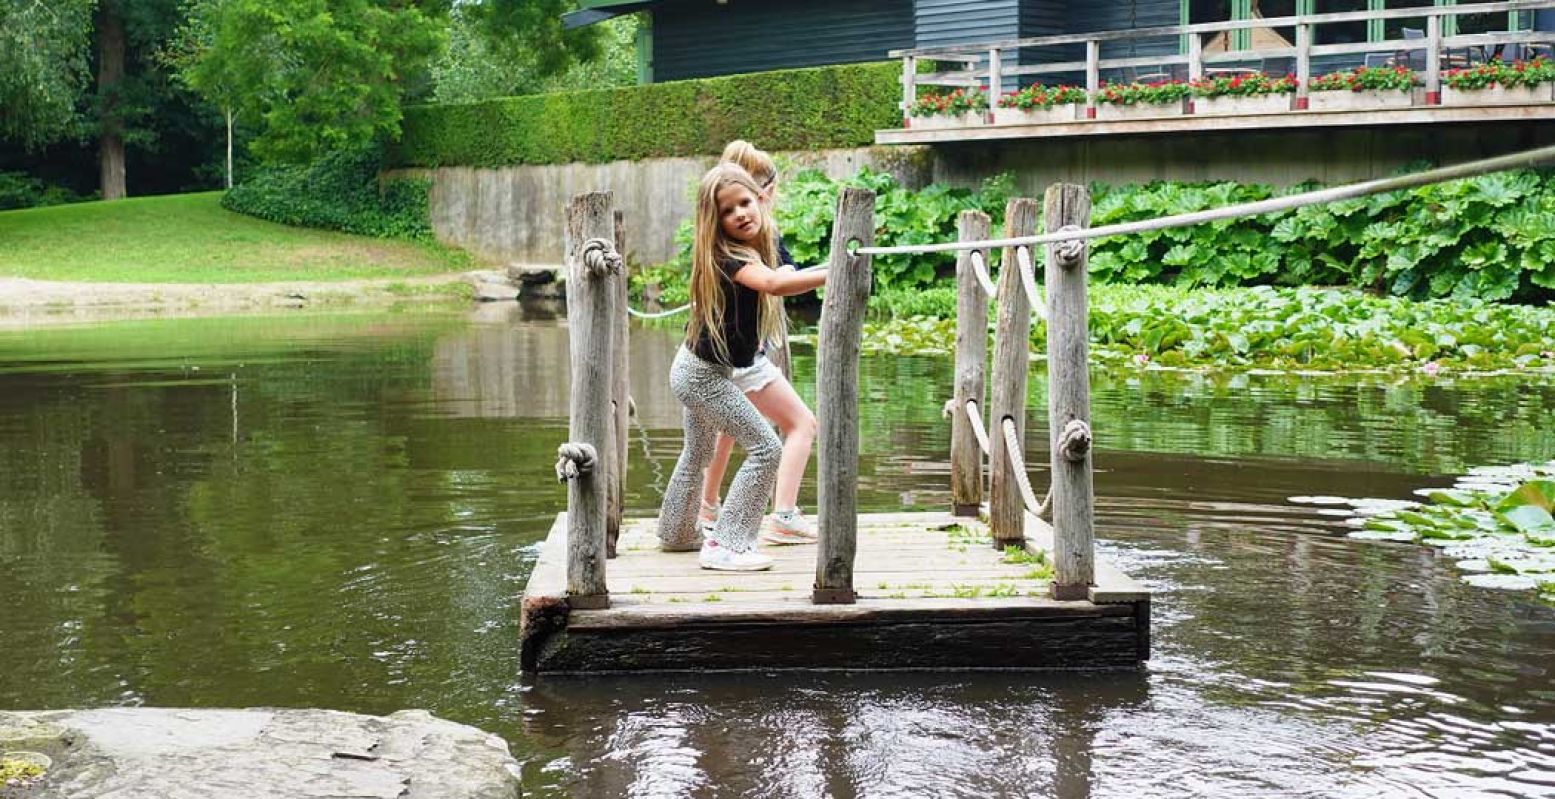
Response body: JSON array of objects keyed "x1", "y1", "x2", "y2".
[{"x1": 518, "y1": 143, "x2": 1555, "y2": 675}]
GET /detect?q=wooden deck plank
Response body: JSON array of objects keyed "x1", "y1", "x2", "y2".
[{"x1": 520, "y1": 510, "x2": 1150, "y2": 672}]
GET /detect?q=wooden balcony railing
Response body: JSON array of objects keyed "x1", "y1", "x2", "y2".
[{"x1": 892, "y1": 0, "x2": 1555, "y2": 119}]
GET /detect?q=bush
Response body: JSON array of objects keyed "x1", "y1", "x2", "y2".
[
  {"x1": 393, "y1": 62, "x2": 902, "y2": 168},
  {"x1": 223, "y1": 144, "x2": 433, "y2": 240},
  {"x1": 0, "y1": 171, "x2": 84, "y2": 210},
  {"x1": 1088, "y1": 168, "x2": 1555, "y2": 302}
]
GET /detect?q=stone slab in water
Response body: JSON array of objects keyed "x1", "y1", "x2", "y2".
[{"x1": 0, "y1": 707, "x2": 521, "y2": 799}]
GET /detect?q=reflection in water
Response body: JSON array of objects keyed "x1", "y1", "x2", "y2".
[{"x1": 1, "y1": 307, "x2": 1553, "y2": 798}]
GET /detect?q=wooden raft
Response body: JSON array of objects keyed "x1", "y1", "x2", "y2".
[{"x1": 519, "y1": 511, "x2": 1149, "y2": 673}]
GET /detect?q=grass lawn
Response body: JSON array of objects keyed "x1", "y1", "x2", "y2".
[{"x1": 0, "y1": 192, "x2": 473, "y2": 283}]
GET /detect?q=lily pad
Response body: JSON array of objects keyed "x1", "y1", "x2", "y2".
[{"x1": 1462, "y1": 573, "x2": 1542, "y2": 591}]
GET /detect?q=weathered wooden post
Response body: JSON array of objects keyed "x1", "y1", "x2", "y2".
[
  {"x1": 813, "y1": 187, "x2": 876, "y2": 605},
  {"x1": 1044, "y1": 183, "x2": 1095, "y2": 601},
  {"x1": 950, "y1": 210, "x2": 991, "y2": 517},
  {"x1": 987, "y1": 198, "x2": 1040, "y2": 546},
  {"x1": 1294, "y1": 22, "x2": 1312, "y2": 110},
  {"x1": 607, "y1": 209, "x2": 629, "y2": 558},
  {"x1": 557, "y1": 191, "x2": 621, "y2": 610},
  {"x1": 1084, "y1": 40, "x2": 1100, "y2": 119},
  {"x1": 1425, "y1": 14, "x2": 1443, "y2": 105}
]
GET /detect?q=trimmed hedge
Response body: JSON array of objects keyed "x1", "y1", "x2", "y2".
[
  {"x1": 224, "y1": 144, "x2": 434, "y2": 240},
  {"x1": 392, "y1": 61, "x2": 902, "y2": 168}
]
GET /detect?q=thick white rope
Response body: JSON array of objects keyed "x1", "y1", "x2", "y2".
[
  {"x1": 626, "y1": 304, "x2": 690, "y2": 319},
  {"x1": 856, "y1": 143, "x2": 1555, "y2": 256},
  {"x1": 965, "y1": 399, "x2": 992, "y2": 456},
  {"x1": 1001, "y1": 416, "x2": 1051, "y2": 518},
  {"x1": 580, "y1": 238, "x2": 623, "y2": 277},
  {"x1": 555, "y1": 442, "x2": 597, "y2": 482},
  {"x1": 969, "y1": 250, "x2": 997, "y2": 298},
  {"x1": 1015, "y1": 245, "x2": 1047, "y2": 322}
]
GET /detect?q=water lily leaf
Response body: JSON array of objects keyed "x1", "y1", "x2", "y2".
[
  {"x1": 1496, "y1": 480, "x2": 1555, "y2": 513},
  {"x1": 1499, "y1": 504, "x2": 1555, "y2": 534},
  {"x1": 1396, "y1": 510, "x2": 1440, "y2": 528},
  {"x1": 1426, "y1": 490, "x2": 1475, "y2": 507},
  {"x1": 1462, "y1": 573, "x2": 1541, "y2": 590},
  {"x1": 1350, "y1": 530, "x2": 1415, "y2": 542}
]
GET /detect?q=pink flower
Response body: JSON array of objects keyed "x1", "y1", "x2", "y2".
[
  {"x1": 1421, "y1": 361, "x2": 1441, "y2": 377},
  {"x1": 1133, "y1": 353, "x2": 1151, "y2": 366}
]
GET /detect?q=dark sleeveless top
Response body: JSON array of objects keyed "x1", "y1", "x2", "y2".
[{"x1": 688, "y1": 239, "x2": 792, "y2": 368}]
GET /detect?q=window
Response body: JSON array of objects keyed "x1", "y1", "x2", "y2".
[
  {"x1": 1380, "y1": 0, "x2": 1434, "y2": 42},
  {"x1": 1313, "y1": 0, "x2": 1368, "y2": 45}
]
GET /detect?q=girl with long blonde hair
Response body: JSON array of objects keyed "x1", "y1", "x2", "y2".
[
  {"x1": 657, "y1": 162, "x2": 828, "y2": 571},
  {"x1": 699, "y1": 140, "x2": 820, "y2": 546}
]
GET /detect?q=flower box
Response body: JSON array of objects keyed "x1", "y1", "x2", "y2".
[
  {"x1": 1094, "y1": 98, "x2": 1189, "y2": 121},
  {"x1": 991, "y1": 105, "x2": 1081, "y2": 125},
  {"x1": 906, "y1": 112, "x2": 984, "y2": 130},
  {"x1": 1306, "y1": 89, "x2": 1413, "y2": 112},
  {"x1": 1193, "y1": 94, "x2": 1291, "y2": 116},
  {"x1": 1441, "y1": 83, "x2": 1554, "y2": 106}
]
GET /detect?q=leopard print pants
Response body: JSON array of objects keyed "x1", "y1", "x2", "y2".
[{"x1": 657, "y1": 346, "x2": 781, "y2": 552}]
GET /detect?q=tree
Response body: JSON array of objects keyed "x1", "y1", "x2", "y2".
[
  {"x1": 92, "y1": 0, "x2": 185, "y2": 199},
  {"x1": 0, "y1": 0, "x2": 97, "y2": 149},
  {"x1": 174, "y1": 0, "x2": 444, "y2": 165},
  {"x1": 176, "y1": 0, "x2": 605, "y2": 167},
  {"x1": 431, "y1": 8, "x2": 635, "y2": 104}
]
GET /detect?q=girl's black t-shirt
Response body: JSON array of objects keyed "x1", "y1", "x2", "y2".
[
  {"x1": 691, "y1": 258, "x2": 761, "y2": 368},
  {"x1": 688, "y1": 239, "x2": 792, "y2": 369}
]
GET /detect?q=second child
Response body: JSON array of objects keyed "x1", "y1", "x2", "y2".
[{"x1": 656, "y1": 163, "x2": 829, "y2": 571}]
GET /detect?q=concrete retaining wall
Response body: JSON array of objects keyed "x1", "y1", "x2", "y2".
[
  {"x1": 410, "y1": 121, "x2": 1555, "y2": 268},
  {"x1": 409, "y1": 147, "x2": 933, "y2": 268}
]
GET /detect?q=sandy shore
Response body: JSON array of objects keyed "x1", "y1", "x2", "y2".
[{"x1": 0, "y1": 274, "x2": 478, "y2": 327}]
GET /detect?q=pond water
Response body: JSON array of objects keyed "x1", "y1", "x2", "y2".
[{"x1": 2, "y1": 304, "x2": 1554, "y2": 798}]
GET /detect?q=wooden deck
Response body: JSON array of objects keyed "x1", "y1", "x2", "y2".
[
  {"x1": 520, "y1": 511, "x2": 1150, "y2": 673},
  {"x1": 876, "y1": 104, "x2": 1555, "y2": 146}
]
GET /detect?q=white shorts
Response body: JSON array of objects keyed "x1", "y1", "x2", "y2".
[{"x1": 731, "y1": 353, "x2": 782, "y2": 394}]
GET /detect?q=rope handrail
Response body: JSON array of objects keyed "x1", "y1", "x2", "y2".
[
  {"x1": 1014, "y1": 245, "x2": 1045, "y2": 322},
  {"x1": 1000, "y1": 417, "x2": 1052, "y2": 520},
  {"x1": 964, "y1": 399, "x2": 992, "y2": 456},
  {"x1": 969, "y1": 250, "x2": 997, "y2": 298},
  {"x1": 626, "y1": 303, "x2": 690, "y2": 319},
  {"x1": 855, "y1": 144, "x2": 1555, "y2": 257}
]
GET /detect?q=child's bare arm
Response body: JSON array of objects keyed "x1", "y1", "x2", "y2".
[{"x1": 733, "y1": 262, "x2": 827, "y2": 297}]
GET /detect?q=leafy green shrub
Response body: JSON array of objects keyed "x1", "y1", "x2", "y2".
[
  {"x1": 0, "y1": 171, "x2": 84, "y2": 210},
  {"x1": 223, "y1": 144, "x2": 433, "y2": 240},
  {"x1": 395, "y1": 62, "x2": 901, "y2": 168},
  {"x1": 860, "y1": 284, "x2": 1555, "y2": 372},
  {"x1": 1089, "y1": 168, "x2": 1555, "y2": 302}
]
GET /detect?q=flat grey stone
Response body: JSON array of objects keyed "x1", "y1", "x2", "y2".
[{"x1": 0, "y1": 708, "x2": 520, "y2": 799}]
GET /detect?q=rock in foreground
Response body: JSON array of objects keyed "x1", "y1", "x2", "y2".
[{"x1": 0, "y1": 707, "x2": 520, "y2": 799}]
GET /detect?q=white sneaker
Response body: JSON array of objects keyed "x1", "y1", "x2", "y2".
[
  {"x1": 698, "y1": 539, "x2": 773, "y2": 571},
  {"x1": 761, "y1": 509, "x2": 818, "y2": 545}
]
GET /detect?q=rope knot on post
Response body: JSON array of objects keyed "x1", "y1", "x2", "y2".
[
  {"x1": 1054, "y1": 225, "x2": 1086, "y2": 267},
  {"x1": 942, "y1": 398, "x2": 956, "y2": 420},
  {"x1": 580, "y1": 238, "x2": 623, "y2": 278},
  {"x1": 1057, "y1": 419, "x2": 1091, "y2": 462},
  {"x1": 555, "y1": 442, "x2": 598, "y2": 482}
]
